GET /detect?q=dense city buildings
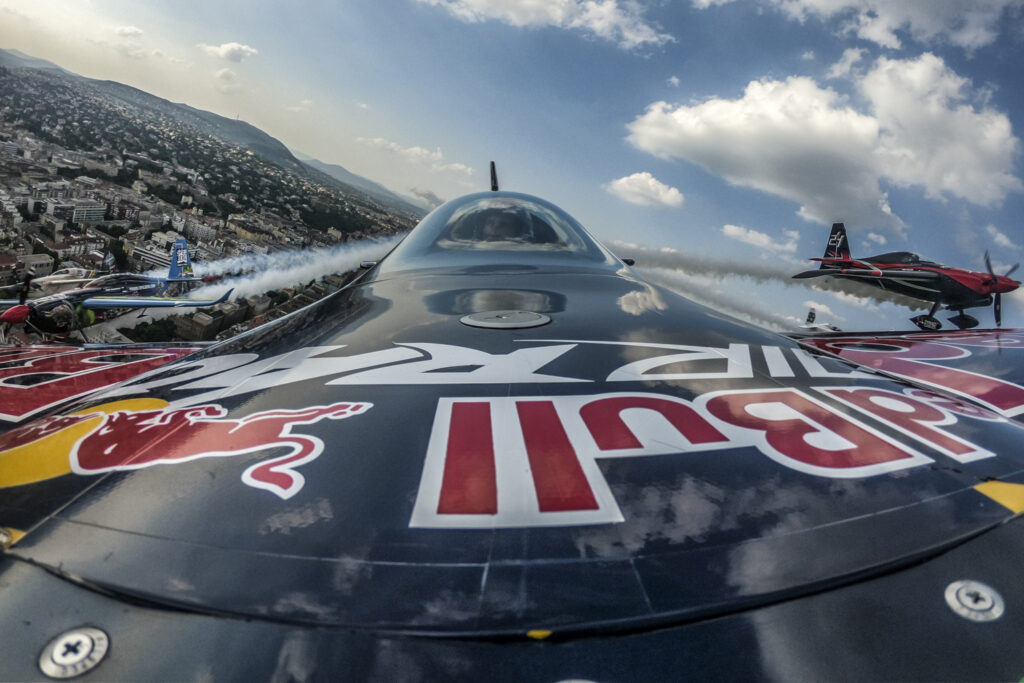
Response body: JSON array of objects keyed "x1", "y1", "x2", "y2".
[{"x1": 0, "y1": 63, "x2": 423, "y2": 341}]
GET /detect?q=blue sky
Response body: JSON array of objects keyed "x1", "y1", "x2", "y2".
[{"x1": 3, "y1": 0, "x2": 1024, "y2": 331}]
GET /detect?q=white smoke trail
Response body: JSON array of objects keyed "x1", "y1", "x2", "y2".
[
  {"x1": 639, "y1": 267, "x2": 807, "y2": 331},
  {"x1": 96, "y1": 237, "x2": 402, "y2": 340},
  {"x1": 616, "y1": 241, "x2": 924, "y2": 310},
  {"x1": 187, "y1": 236, "x2": 402, "y2": 300}
]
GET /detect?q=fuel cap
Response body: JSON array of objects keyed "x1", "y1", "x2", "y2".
[{"x1": 460, "y1": 310, "x2": 551, "y2": 329}]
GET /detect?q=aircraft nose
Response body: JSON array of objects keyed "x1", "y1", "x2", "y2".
[
  {"x1": 997, "y1": 277, "x2": 1021, "y2": 293},
  {"x1": 0, "y1": 305, "x2": 30, "y2": 324}
]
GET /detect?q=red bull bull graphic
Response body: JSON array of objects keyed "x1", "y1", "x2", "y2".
[{"x1": 0, "y1": 399, "x2": 372, "y2": 499}]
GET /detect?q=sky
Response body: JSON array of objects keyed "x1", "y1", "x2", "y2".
[{"x1": 3, "y1": 0, "x2": 1024, "y2": 332}]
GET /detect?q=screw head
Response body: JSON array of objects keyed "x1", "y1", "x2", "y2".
[
  {"x1": 945, "y1": 580, "x2": 1004, "y2": 622},
  {"x1": 39, "y1": 627, "x2": 109, "y2": 679}
]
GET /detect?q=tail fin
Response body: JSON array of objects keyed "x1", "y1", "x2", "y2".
[
  {"x1": 167, "y1": 239, "x2": 195, "y2": 281},
  {"x1": 822, "y1": 223, "x2": 850, "y2": 266}
]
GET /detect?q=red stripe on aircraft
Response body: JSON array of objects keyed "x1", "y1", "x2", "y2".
[
  {"x1": 517, "y1": 400, "x2": 599, "y2": 512},
  {"x1": 437, "y1": 401, "x2": 498, "y2": 514}
]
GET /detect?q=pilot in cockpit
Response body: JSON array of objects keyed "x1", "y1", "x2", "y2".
[{"x1": 480, "y1": 209, "x2": 528, "y2": 242}]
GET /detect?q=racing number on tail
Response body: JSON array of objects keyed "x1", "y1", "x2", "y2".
[{"x1": 823, "y1": 222, "x2": 851, "y2": 263}]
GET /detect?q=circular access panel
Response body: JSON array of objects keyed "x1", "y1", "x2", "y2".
[{"x1": 460, "y1": 310, "x2": 551, "y2": 329}]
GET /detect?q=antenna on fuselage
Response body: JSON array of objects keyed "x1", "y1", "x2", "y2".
[{"x1": 490, "y1": 161, "x2": 499, "y2": 191}]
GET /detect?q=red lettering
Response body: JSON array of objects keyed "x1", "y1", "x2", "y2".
[
  {"x1": 581, "y1": 395, "x2": 727, "y2": 450},
  {"x1": 437, "y1": 402, "x2": 497, "y2": 514},
  {"x1": 705, "y1": 389, "x2": 923, "y2": 473},
  {"x1": 802, "y1": 338, "x2": 1024, "y2": 416},
  {"x1": 824, "y1": 388, "x2": 991, "y2": 461},
  {"x1": 517, "y1": 401, "x2": 598, "y2": 512},
  {"x1": 906, "y1": 389, "x2": 1001, "y2": 420}
]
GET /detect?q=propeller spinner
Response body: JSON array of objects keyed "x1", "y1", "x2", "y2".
[{"x1": 984, "y1": 250, "x2": 1020, "y2": 327}]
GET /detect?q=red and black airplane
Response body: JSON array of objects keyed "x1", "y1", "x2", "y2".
[{"x1": 794, "y1": 223, "x2": 1020, "y2": 331}]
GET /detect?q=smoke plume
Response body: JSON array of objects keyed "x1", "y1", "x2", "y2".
[{"x1": 187, "y1": 236, "x2": 402, "y2": 300}]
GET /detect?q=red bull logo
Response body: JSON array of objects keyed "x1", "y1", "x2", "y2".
[{"x1": 0, "y1": 399, "x2": 372, "y2": 499}]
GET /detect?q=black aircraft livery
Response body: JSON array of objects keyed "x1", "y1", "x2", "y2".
[{"x1": 2, "y1": 192, "x2": 1024, "y2": 680}]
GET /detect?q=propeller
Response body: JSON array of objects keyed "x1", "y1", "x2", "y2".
[{"x1": 983, "y1": 251, "x2": 1020, "y2": 328}]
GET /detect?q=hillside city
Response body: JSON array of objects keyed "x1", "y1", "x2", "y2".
[{"x1": 0, "y1": 62, "x2": 423, "y2": 343}]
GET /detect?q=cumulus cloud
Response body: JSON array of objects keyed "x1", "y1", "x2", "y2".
[
  {"x1": 627, "y1": 53, "x2": 1022, "y2": 231},
  {"x1": 667, "y1": 75, "x2": 680, "y2": 87},
  {"x1": 115, "y1": 26, "x2": 143, "y2": 37},
  {"x1": 415, "y1": 0, "x2": 673, "y2": 49},
  {"x1": 356, "y1": 137, "x2": 474, "y2": 178},
  {"x1": 866, "y1": 232, "x2": 887, "y2": 246},
  {"x1": 722, "y1": 224, "x2": 799, "y2": 253},
  {"x1": 199, "y1": 41, "x2": 259, "y2": 61},
  {"x1": 704, "y1": 0, "x2": 1024, "y2": 49},
  {"x1": 863, "y1": 54, "x2": 1022, "y2": 206},
  {"x1": 604, "y1": 172, "x2": 684, "y2": 207}
]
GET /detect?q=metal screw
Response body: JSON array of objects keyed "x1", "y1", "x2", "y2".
[
  {"x1": 945, "y1": 580, "x2": 1005, "y2": 622},
  {"x1": 39, "y1": 627, "x2": 109, "y2": 679}
]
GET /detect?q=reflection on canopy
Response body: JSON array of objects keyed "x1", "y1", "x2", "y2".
[{"x1": 373, "y1": 192, "x2": 623, "y2": 276}]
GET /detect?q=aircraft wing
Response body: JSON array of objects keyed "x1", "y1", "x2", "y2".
[
  {"x1": 79, "y1": 288, "x2": 233, "y2": 309},
  {"x1": 2, "y1": 193, "x2": 1024, "y2": 680},
  {"x1": 794, "y1": 267, "x2": 941, "y2": 280}
]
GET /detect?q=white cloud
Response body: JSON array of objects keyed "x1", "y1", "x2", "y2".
[
  {"x1": 627, "y1": 54, "x2": 1022, "y2": 231},
  {"x1": 801, "y1": 50, "x2": 815, "y2": 60},
  {"x1": 759, "y1": 0, "x2": 1024, "y2": 49},
  {"x1": 986, "y1": 225, "x2": 1018, "y2": 250},
  {"x1": 864, "y1": 54, "x2": 1023, "y2": 206},
  {"x1": 667, "y1": 75, "x2": 680, "y2": 87},
  {"x1": 356, "y1": 137, "x2": 474, "y2": 177},
  {"x1": 604, "y1": 172, "x2": 684, "y2": 207},
  {"x1": 629, "y1": 77, "x2": 893, "y2": 228},
  {"x1": 866, "y1": 232, "x2": 887, "y2": 246},
  {"x1": 286, "y1": 98, "x2": 313, "y2": 112},
  {"x1": 827, "y1": 48, "x2": 863, "y2": 79},
  {"x1": 115, "y1": 26, "x2": 143, "y2": 38},
  {"x1": 722, "y1": 224, "x2": 799, "y2": 253},
  {"x1": 199, "y1": 42, "x2": 258, "y2": 62},
  {"x1": 415, "y1": 0, "x2": 673, "y2": 49}
]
